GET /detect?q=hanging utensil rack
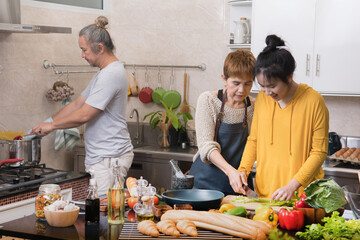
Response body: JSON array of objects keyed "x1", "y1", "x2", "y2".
[{"x1": 43, "y1": 60, "x2": 206, "y2": 74}]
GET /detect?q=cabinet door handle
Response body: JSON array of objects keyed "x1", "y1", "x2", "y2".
[
  {"x1": 306, "y1": 54, "x2": 310, "y2": 76},
  {"x1": 316, "y1": 54, "x2": 320, "y2": 77}
]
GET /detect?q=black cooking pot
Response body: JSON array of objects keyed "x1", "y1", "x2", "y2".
[
  {"x1": 161, "y1": 189, "x2": 224, "y2": 211},
  {"x1": 328, "y1": 132, "x2": 341, "y2": 155}
]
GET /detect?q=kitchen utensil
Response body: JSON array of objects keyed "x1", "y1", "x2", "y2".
[
  {"x1": 171, "y1": 175, "x2": 194, "y2": 190},
  {"x1": 342, "y1": 185, "x2": 360, "y2": 219},
  {"x1": 161, "y1": 189, "x2": 224, "y2": 210},
  {"x1": 234, "y1": 18, "x2": 250, "y2": 44},
  {"x1": 328, "y1": 132, "x2": 341, "y2": 155},
  {"x1": 151, "y1": 68, "x2": 166, "y2": 104},
  {"x1": 139, "y1": 69, "x2": 153, "y2": 103},
  {"x1": 0, "y1": 158, "x2": 24, "y2": 166},
  {"x1": 0, "y1": 138, "x2": 41, "y2": 166},
  {"x1": 44, "y1": 206, "x2": 80, "y2": 227},
  {"x1": 162, "y1": 69, "x2": 181, "y2": 108},
  {"x1": 244, "y1": 185, "x2": 258, "y2": 199},
  {"x1": 179, "y1": 72, "x2": 190, "y2": 113},
  {"x1": 169, "y1": 159, "x2": 186, "y2": 178},
  {"x1": 130, "y1": 68, "x2": 139, "y2": 96}
]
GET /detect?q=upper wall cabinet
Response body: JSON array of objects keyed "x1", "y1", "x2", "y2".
[
  {"x1": 251, "y1": 0, "x2": 360, "y2": 96},
  {"x1": 228, "y1": 0, "x2": 252, "y2": 50}
]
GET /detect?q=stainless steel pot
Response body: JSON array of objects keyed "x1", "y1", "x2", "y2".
[{"x1": 0, "y1": 138, "x2": 41, "y2": 166}]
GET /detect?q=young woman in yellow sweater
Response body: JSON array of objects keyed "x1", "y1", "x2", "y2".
[{"x1": 236, "y1": 35, "x2": 329, "y2": 200}]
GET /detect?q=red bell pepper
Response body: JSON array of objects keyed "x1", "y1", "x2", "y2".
[
  {"x1": 278, "y1": 208, "x2": 304, "y2": 231},
  {"x1": 295, "y1": 191, "x2": 310, "y2": 208}
]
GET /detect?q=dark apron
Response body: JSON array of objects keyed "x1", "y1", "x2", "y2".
[{"x1": 189, "y1": 94, "x2": 253, "y2": 195}]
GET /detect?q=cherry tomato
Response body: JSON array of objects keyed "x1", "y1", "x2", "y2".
[
  {"x1": 153, "y1": 196, "x2": 159, "y2": 205},
  {"x1": 127, "y1": 209, "x2": 136, "y2": 222},
  {"x1": 128, "y1": 197, "x2": 138, "y2": 209}
]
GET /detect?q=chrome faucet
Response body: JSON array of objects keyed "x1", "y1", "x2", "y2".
[{"x1": 129, "y1": 108, "x2": 140, "y2": 145}]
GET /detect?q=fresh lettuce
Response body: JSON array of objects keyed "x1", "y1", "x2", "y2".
[
  {"x1": 295, "y1": 211, "x2": 360, "y2": 240},
  {"x1": 304, "y1": 179, "x2": 346, "y2": 213}
]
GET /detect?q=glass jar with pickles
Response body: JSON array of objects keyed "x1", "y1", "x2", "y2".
[{"x1": 35, "y1": 184, "x2": 61, "y2": 219}]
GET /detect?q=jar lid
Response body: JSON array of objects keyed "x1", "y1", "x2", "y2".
[
  {"x1": 89, "y1": 179, "x2": 97, "y2": 186},
  {"x1": 39, "y1": 184, "x2": 61, "y2": 193},
  {"x1": 240, "y1": 17, "x2": 247, "y2": 20}
]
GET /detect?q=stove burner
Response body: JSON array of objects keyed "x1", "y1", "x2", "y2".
[
  {"x1": 34, "y1": 174, "x2": 41, "y2": 179},
  {"x1": 13, "y1": 178, "x2": 20, "y2": 184},
  {"x1": 24, "y1": 176, "x2": 31, "y2": 182}
]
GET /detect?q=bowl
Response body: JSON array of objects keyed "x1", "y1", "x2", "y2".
[
  {"x1": 44, "y1": 206, "x2": 80, "y2": 227},
  {"x1": 343, "y1": 184, "x2": 360, "y2": 219},
  {"x1": 161, "y1": 189, "x2": 224, "y2": 211},
  {"x1": 294, "y1": 207, "x2": 345, "y2": 225}
]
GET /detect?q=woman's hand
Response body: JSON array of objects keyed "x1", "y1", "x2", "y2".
[
  {"x1": 271, "y1": 178, "x2": 301, "y2": 201},
  {"x1": 228, "y1": 169, "x2": 247, "y2": 195}
]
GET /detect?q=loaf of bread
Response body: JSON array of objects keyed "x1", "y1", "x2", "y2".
[
  {"x1": 126, "y1": 177, "x2": 137, "y2": 197},
  {"x1": 161, "y1": 210, "x2": 272, "y2": 240}
]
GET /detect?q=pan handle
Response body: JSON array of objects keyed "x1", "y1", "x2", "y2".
[{"x1": 0, "y1": 158, "x2": 24, "y2": 166}]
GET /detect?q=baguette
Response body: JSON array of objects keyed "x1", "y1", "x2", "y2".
[
  {"x1": 161, "y1": 210, "x2": 270, "y2": 240},
  {"x1": 126, "y1": 177, "x2": 138, "y2": 197},
  {"x1": 350, "y1": 148, "x2": 360, "y2": 160},
  {"x1": 343, "y1": 147, "x2": 356, "y2": 159},
  {"x1": 335, "y1": 147, "x2": 349, "y2": 157}
]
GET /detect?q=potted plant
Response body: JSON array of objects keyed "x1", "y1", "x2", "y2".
[{"x1": 143, "y1": 101, "x2": 193, "y2": 148}]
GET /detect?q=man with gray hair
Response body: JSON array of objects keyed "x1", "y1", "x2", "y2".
[{"x1": 32, "y1": 16, "x2": 133, "y2": 196}]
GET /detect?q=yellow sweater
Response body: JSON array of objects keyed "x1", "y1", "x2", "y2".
[{"x1": 239, "y1": 84, "x2": 329, "y2": 198}]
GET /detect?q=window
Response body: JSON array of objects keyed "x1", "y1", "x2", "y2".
[{"x1": 33, "y1": 0, "x2": 103, "y2": 10}]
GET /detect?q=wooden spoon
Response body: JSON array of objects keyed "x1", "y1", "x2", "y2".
[
  {"x1": 130, "y1": 72, "x2": 139, "y2": 96},
  {"x1": 179, "y1": 73, "x2": 190, "y2": 113}
]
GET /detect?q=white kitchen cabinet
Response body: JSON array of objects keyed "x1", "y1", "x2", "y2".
[
  {"x1": 228, "y1": 0, "x2": 252, "y2": 50},
  {"x1": 251, "y1": 0, "x2": 360, "y2": 96}
]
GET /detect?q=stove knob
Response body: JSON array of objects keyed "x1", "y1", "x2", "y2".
[
  {"x1": 24, "y1": 176, "x2": 31, "y2": 182},
  {"x1": 13, "y1": 178, "x2": 20, "y2": 184}
]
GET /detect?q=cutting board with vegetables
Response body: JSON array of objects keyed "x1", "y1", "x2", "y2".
[{"x1": 221, "y1": 195, "x2": 293, "y2": 213}]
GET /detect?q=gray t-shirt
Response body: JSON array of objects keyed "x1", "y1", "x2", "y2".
[{"x1": 81, "y1": 61, "x2": 133, "y2": 165}]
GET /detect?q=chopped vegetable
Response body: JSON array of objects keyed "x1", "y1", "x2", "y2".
[
  {"x1": 295, "y1": 211, "x2": 360, "y2": 240},
  {"x1": 232, "y1": 196, "x2": 295, "y2": 207},
  {"x1": 253, "y1": 207, "x2": 278, "y2": 227},
  {"x1": 295, "y1": 191, "x2": 311, "y2": 208},
  {"x1": 226, "y1": 206, "x2": 247, "y2": 218},
  {"x1": 304, "y1": 179, "x2": 346, "y2": 213},
  {"x1": 278, "y1": 208, "x2": 304, "y2": 230},
  {"x1": 219, "y1": 203, "x2": 235, "y2": 213}
]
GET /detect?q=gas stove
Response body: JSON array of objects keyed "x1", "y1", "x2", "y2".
[{"x1": 0, "y1": 164, "x2": 68, "y2": 196}]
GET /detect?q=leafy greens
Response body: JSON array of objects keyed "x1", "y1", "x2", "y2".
[{"x1": 304, "y1": 179, "x2": 346, "y2": 213}]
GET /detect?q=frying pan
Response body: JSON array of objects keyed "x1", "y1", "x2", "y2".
[
  {"x1": 161, "y1": 189, "x2": 224, "y2": 210},
  {"x1": 162, "y1": 70, "x2": 181, "y2": 108},
  {"x1": 0, "y1": 158, "x2": 24, "y2": 166}
]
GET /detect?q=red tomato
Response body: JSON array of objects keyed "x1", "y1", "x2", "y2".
[
  {"x1": 128, "y1": 197, "x2": 138, "y2": 209},
  {"x1": 153, "y1": 196, "x2": 159, "y2": 205},
  {"x1": 127, "y1": 209, "x2": 136, "y2": 222}
]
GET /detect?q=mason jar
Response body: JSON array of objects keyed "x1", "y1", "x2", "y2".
[{"x1": 35, "y1": 184, "x2": 61, "y2": 218}]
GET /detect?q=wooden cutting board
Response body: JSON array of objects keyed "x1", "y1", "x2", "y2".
[{"x1": 221, "y1": 195, "x2": 293, "y2": 213}]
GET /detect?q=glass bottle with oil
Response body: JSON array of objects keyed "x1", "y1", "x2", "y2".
[{"x1": 107, "y1": 165, "x2": 125, "y2": 224}]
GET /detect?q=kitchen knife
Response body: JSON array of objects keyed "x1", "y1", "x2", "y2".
[{"x1": 244, "y1": 185, "x2": 258, "y2": 199}]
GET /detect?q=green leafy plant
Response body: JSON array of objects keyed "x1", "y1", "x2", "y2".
[{"x1": 143, "y1": 100, "x2": 193, "y2": 131}]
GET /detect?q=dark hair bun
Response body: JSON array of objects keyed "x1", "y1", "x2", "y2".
[{"x1": 264, "y1": 34, "x2": 285, "y2": 52}]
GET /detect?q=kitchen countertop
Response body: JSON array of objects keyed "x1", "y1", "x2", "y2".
[
  {"x1": 0, "y1": 170, "x2": 89, "y2": 199},
  {"x1": 0, "y1": 208, "x2": 356, "y2": 240},
  {"x1": 133, "y1": 145, "x2": 198, "y2": 162}
]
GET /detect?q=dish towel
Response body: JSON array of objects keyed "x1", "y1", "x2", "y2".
[{"x1": 54, "y1": 99, "x2": 80, "y2": 151}]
